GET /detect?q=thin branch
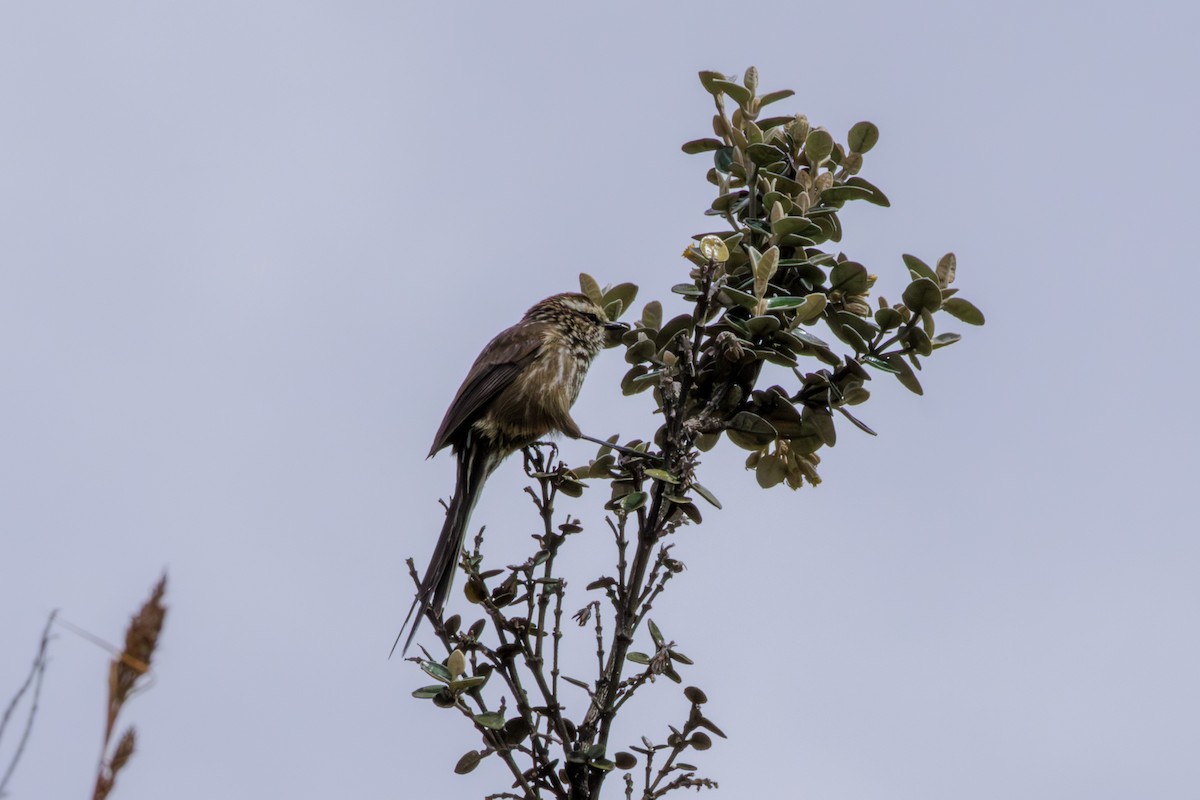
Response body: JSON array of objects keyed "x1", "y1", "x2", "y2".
[{"x1": 0, "y1": 610, "x2": 56, "y2": 797}]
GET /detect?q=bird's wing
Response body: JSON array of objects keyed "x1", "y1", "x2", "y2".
[{"x1": 428, "y1": 321, "x2": 548, "y2": 456}]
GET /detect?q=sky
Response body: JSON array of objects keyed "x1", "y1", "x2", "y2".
[{"x1": 1, "y1": 2, "x2": 1198, "y2": 798}]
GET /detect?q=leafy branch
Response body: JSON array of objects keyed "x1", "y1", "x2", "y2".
[{"x1": 402, "y1": 66, "x2": 984, "y2": 799}]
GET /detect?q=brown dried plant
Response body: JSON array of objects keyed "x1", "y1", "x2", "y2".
[{"x1": 93, "y1": 573, "x2": 167, "y2": 800}]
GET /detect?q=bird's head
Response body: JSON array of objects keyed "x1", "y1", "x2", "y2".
[{"x1": 528, "y1": 292, "x2": 630, "y2": 348}]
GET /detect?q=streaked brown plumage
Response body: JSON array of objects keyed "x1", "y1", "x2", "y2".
[{"x1": 395, "y1": 292, "x2": 624, "y2": 656}]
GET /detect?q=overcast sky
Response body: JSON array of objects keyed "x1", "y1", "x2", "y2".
[{"x1": 2, "y1": 2, "x2": 1198, "y2": 799}]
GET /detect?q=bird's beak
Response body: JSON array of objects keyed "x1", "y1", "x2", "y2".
[{"x1": 603, "y1": 320, "x2": 630, "y2": 348}]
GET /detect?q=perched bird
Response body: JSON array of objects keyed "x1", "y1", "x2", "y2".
[{"x1": 395, "y1": 292, "x2": 626, "y2": 656}]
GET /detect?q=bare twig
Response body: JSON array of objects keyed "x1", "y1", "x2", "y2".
[{"x1": 0, "y1": 610, "x2": 56, "y2": 797}]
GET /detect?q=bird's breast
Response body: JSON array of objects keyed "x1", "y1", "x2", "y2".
[{"x1": 476, "y1": 344, "x2": 590, "y2": 451}]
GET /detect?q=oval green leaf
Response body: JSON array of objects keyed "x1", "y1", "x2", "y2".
[
  {"x1": 902, "y1": 277, "x2": 943, "y2": 313},
  {"x1": 942, "y1": 297, "x2": 985, "y2": 325},
  {"x1": 805, "y1": 129, "x2": 834, "y2": 163},
  {"x1": 848, "y1": 121, "x2": 880, "y2": 153},
  {"x1": 681, "y1": 137, "x2": 724, "y2": 154},
  {"x1": 455, "y1": 750, "x2": 483, "y2": 774},
  {"x1": 472, "y1": 712, "x2": 506, "y2": 730}
]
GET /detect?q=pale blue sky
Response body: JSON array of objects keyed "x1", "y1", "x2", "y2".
[{"x1": 2, "y1": 2, "x2": 1197, "y2": 798}]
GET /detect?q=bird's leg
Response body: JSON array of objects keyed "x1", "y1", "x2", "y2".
[
  {"x1": 527, "y1": 435, "x2": 657, "y2": 460},
  {"x1": 575, "y1": 433, "x2": 662, "y2": 461}
]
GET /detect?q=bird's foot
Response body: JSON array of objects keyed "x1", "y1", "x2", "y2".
[{"x1": 576, "y1": 433, "x2": 661, "y2": 461}]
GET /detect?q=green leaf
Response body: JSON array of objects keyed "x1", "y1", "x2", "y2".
[
  {"x1": 726, "y1": 428, "x2": 772, "y2": 450},
  {"x1": 847, "y1": 121, "x2": 880, "y2": 153},
  {"x1": 906, "y1": 326, "x2": 933, "y2": 356},
  {"x1": 901, "y1": 253, "x2": 938, "y2": 283},
  {"x1": 644, "y1": 468, "x2": 679, "y2": 484},
  {"x1": 835, "y1": 322, "x2": 868, "y2": 353},
  {"x1": 771, "y1": 216, "x2": 815, "y2": 237},
  {"x1": 743, "y1": 66, "x2": 759, "y2": 92},
  {"x1": 627, "y1": 652, "x2": 651, "y2": 665},
  {"x1": 692, "y1": 483, "x2": 722, "y2": 509},
  {"x1": 421, "y1": 660, "x2": 452, "y2": 683},
  {"x1": 756, "y1": 454, "x2": 786, "y2": 488},
  {"x1": 931, "y1": 332, "x2": 962, "y2": 349},
  {"x1": 902, "y1": 277, "x2": 943, "y2": 313},
  {"x1": 942, "y1": 297, "x2": 986, "y2": 325},
  {"x1": 641, "y1": 300, "x2": 663, "y2": 330},
  {"x1": 709, "y1": 190, "x2": 746, "y2": 214},
  {"x1": 829, "y1": 260, "x2": 871, "y2": 294},
  {"x1": 808, "y1": 210, "x2": 841, "y2": 243},
  {"x1": 620, "y1": 491, "x2": 648, "y2": 512},
  {"x1": 411, "y1": 685, "x2": 444, "y2": 699},
  {"x1": 874, "y1": 307, "x2": 903, "y2": 331},
  {"x1": 559, "y1": 479, "x2": 587, "y2": 498},
  {"x1": 746, "y1": 315, "x2": 782, "y2": 337},
  {"x1": 936, "y1": 252, "x2": 957, "y2": 287},
  {"x1": 789, "y1": 328, "x2": 831, "y2": 349},
  {"x1": 763, "y1": 296, "x2": 810, "y2": 311},
  {"x1": 448, "y1": 675, "x2": 488, "y2": 693},
  {"x1": 821, "y1": 184, "x2": 878, "y2": 205},
  {"x1": 788, "y1": 293, "x2": 828, "y2": 324},
  {"x1": 753, "y1": 246, "x2": 779, "y2": 299},
  {"x1": 671, "y1": 282, "x2": 701, "y2": 299},
  {"x1": 762, "y1": 172, "x2": 807, "y2": 197},
  {"x1": 621, "y1": 365, "x2": 651, "y2": 396},
  {"x1": 833, "y1": 309, "x2": 878, "y2": 342},
  {"x1": 761, "y1": 401, "x2": 804, "y2": 439},
  {"x1": 455, "y1": 750, "x2": 484, "y2": 775},
  {"x1": 681, "y1": 137, "x2": 725, "y2": 154},
  {"x1": 761, "y1": 349, "x2": 798, "y2": 368},
  {"x1": 503, "y1": 717, "x2": 532, "y2": 744},
  {"x1": 885, "y1": 353, "x2": 924, "y2": 395},
  {"x1": 763, "y1": 190, "x2": 792, "y2": 213},
  {"x1": 472, "y1": 712, "x2": 506, "y2": 730},
  {"x1": 648, "y1": 619, "x2": 665, "y2": 647},
  {"x1": 718, "y1": 286, "x2": 758, "y2": 311},
  {"x1": 714, "y1": 146, "x2": 736, "y2": 173},
  {"x1": 836, "y1": 406, "x2": 877, "y2": 436},
  {"x1": 729, "y1": 411, "x2": 777, "y2": 438},
  {"x1": 624, "y1": 336, "x2": 657, "y2": 364},
  {"x1": 579, "y1": 273, "x2": 603, "y2": 306},
  {"x1": 602, "y1": 283, "x2": 638, "y2": 318},
  {"x1": 804, "y1": 129, "x2": 834, "y2": 163},
  {"x1": 657, "y1": 314, "x2": 695, "y2": 348},
  {"x1": 862, "y1": 354, "x2": 900, "y2": 373},
  {"x1": 746, "y1": 142, "x2": 788, "y2": 166},
  {"x1": 681, "y1": 501, "x2": 705, "y2": 525},
  {"x1": 759, "y1": 88, "x2": 796, "y2": 107},
  {"x1": 710, "y1": 79, "x2": 752, "y2": 106},
  {"x1": 698, "y1": 71, "x2": 725, "y2": 94},
  {"x1": 844, "y1": 176, "x2": 890, "y2": 206},
  {"x1": 757, "y1": 115, "x2": 795, "y2": 130}
]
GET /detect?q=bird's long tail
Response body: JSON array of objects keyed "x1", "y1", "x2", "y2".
[{"x1": 393, "y1": 439, "x2": 497, "y2": 658}]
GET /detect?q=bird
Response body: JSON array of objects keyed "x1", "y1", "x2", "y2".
[{"x1": 394, "y1": 292, "x2": 627, "y2": 657}]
